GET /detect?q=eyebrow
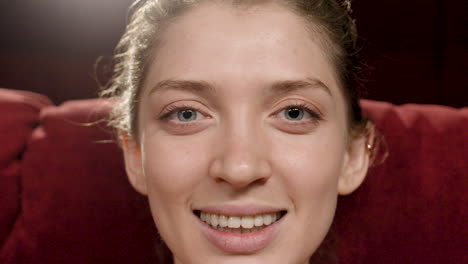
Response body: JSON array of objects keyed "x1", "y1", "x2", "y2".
[
  {"x1": 148, "y1": 78, "x2": 332, "y2": 97},
  {"x1": 268, "y1": 78, "x2": 332, "y2": 97},
  {"x1": 148, "y1": 79, "x2": 216, "y2": 96}
]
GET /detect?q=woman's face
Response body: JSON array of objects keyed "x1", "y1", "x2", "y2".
[{"x1": 122, "y1": 2, "x2": 369, "y2": 264}]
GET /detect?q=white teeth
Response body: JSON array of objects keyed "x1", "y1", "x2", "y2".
[
  {"x1": 254, "y1": 215, "x2": 263, "y2": 226},
  {"x1": 210, "y1": 214, "x2": 219, "y2": 228},
  {"x1": 200, "y1": 211, "x2": 207, "y2": 222},
  {"x1": 218, "y1": 215, "x2": 228, "y2": 227},
  {"x1": 263, "y1": 214, "x2": 272, "y2": 225},
  {"x1": 228, "y1": 216, "x2": 241, "y2": 228},
  {"x1": 198, "y1": 211, "x2": 282, "y2": 231},
  {"x1": 241, "y1": 216, "x2": 254, "y2": 228}
]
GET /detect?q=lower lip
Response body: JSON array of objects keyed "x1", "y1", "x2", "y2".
[{"x1": 196, "y1": 214, "x2": 284, "y2": 254}]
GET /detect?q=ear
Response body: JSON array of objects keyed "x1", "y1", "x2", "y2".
[
  {"x1": 338, "y1": 125, "x2": 374, "y2": 195},
  {"x1": 120, "y1": 133, "x2": 148, "y2": 195}
]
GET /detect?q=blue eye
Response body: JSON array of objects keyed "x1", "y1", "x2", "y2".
[
  {"x1": 177, "y1": 109, "x2": 198, "y2": 122},
  {"x1": 279, "y1": 106, "x2": 315, "y2": 121},
  {"x1": 284, "y1": 107, "x2": 304, "y2": 120},
  {"x1": 159, "y1": 106, "x2": 208, "y2": 123}
]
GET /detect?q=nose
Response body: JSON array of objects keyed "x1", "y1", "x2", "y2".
[{"x1": 208, "y1": 124, "x2": 272, "y2": 189}]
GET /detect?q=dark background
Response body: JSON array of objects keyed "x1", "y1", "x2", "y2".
[{"x1": 0, "y1": 0, "x2": 466, "y2": 107}]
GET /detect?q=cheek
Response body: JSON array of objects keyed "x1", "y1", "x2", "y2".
[
  {"x1": 269, "y1": 127, "x2": 346, "y2": 250},
  {"x1": 141, "y1": 135, "x2": 210, "y2": 200},
  {"x1": 270, "y1": 126, "x2": 346, "y2": 206}
]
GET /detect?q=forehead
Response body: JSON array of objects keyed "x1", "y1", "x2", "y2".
[{"x1": 143, "y1": 1, "x2": 341, "y2": 99}]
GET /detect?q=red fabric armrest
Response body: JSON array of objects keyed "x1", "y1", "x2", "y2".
[
  {"x1": 336, "y1": 100, "x2": 468, "y2": 264},
  {"x1": 0, "y1": 89, "x2": 52, "y2": 251}
]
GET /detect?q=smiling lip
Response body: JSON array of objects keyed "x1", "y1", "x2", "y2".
[
  {"x1": 194, "y1": 205, "x2": 286, "y2": 253},
  {"x1": 196, "y1": 204, "x2": 286, "y2": 216}
]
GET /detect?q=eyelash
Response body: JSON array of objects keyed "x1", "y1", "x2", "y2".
[
  {"x1": 158, "y1": 102, "x2": 323, "y2": 125},
  {"x1": 158, "y1": 104, "x2": 203, "y2": 120},
  {"x1": 274, "y1": 102, "x2": 323, "y2": 123}
]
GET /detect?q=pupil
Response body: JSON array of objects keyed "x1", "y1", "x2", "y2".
[
  {"x1": 179, "y1": 110, "x2": 196, "y2": 121},
  {"x1": 182, "y1": 111, "x2": 192, "y2": 119},
  {"x1": 287, "y1": 108, "x2": 302, "y2": 119}
]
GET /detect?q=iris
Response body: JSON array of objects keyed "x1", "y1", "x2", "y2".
[
  {"x1": 177, "y1": 109, "x2": 197, "y2": 122},
  {"x1": 285, "y1": 107, "x2": 303, "y2": 120}
]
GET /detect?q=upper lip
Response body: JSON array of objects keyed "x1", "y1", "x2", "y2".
[{"x1": 194, "y1": 204, "x2": 287, "y2": 216}]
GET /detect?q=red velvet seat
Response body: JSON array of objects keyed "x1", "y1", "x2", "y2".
[{"x1": 0, "y1": 88, "x2": 466, "y2": 263}]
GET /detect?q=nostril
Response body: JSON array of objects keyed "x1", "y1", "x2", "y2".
[
  {"x1": 208, "y1": 149, "x2": 272, "y2": 188},
  {"x1": 253, "y1": 176, "x2": 268, "y2": 185}
]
